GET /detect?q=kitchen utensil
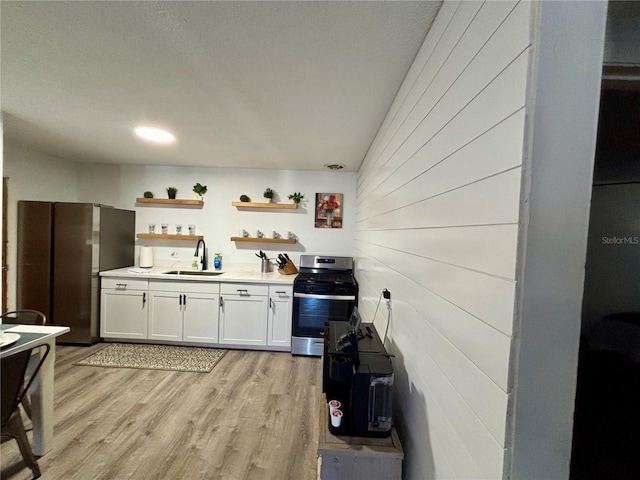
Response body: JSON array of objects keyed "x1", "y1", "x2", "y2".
[{"x1": 261, "y1": 258, "x2": 271, "y2": 273}]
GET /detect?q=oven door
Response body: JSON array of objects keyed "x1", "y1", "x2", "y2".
[{"x1": 292, "y1": 293, "x2": 356, "y2": 338}]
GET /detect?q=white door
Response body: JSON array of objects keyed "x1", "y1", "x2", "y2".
[
  {"x1": 183, "y1": 293, "x2": 219, "y2": 344},
  {"x1": 100, "y1": 289, "x2": 148, "y2": 339},
  {"x1": 149, "y1": 291, "x2": 183, "y2": 341},
  {"x1": 219, "y1": 295, "x2": 268, "y2": 346},
  {"x1": 268, "y1": 289, "x2": 292, "y2": 348}
]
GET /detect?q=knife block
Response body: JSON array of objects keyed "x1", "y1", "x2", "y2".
[{"x1": 278, "y1": 260, "x2": 298, "y2": 275}]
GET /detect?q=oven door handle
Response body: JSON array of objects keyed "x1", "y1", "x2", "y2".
[{"x1": 293, "y1": 293, "x2": 356, "y2": 301}]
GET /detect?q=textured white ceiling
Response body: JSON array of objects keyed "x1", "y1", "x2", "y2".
[{"x1": 1, "y1": 1, "x2": 441, "y2": 171}]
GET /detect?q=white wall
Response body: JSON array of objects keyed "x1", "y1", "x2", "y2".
[
  {"x1": 3, "y1": 142, "x2": 79, "y2": 310},
  {"x1": 355, "y1": 2, "x2": 532, "y2": 478},
  {"x1": 2, "y1": 143, "x2": 356, "y2": 309},
  {"x1": 508, "y1": 2, "x2": 606, "y2": 478},
  {"x1": 77, "y1": 164, "x2": 356, "y2": 270}
]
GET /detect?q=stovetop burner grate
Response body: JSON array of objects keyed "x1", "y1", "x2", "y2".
[{"x1": 295, "y1": 272, "x2": 356, "y2": 285}]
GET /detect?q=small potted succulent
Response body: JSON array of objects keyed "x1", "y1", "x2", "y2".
[
  {"x1": 166, "y1": 187, "x2": 178, "y2": 199},
  {"x1": 263, "y1": 187, "x2": 274, "y2": 203},
  {"x1": 239, "y1": 194, "x2": 251, "y2": 202},
  {"x1": 143, "y1": 191, "x2": 154, "y2": 199},
  {"x1": 287, "y1": 192, "x2": 304, "y2": 204},
  {"x1": 193, "y1": 183, "x2": 208, "y2": 200}
]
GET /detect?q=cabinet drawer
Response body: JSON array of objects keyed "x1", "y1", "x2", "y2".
[
  {"x1": 149, "y1": 279, "x2": 220, "y2": 294},
  {"x1": 101, "y1": 277, "x2": 148, "y2": 291},
  {"x1": 268, "y1": 285, "x2": 293, "y2": 297},
  {"x1": 220, "y1": 282, "x2": 268, "y2": 296}
]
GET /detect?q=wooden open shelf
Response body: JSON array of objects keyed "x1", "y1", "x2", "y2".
[
  {"x1": 136, "y1": 198, "x2": 204, "y2": 207},
  {"x1": 137, "y1": 234, "x2": 203, "y2": 241},
  {"x1": 230, "y1": 236, "x2": 297, "y2": 244},
  {"x1": 231, "y1": 201, "x2": 297, "y2": 210}
]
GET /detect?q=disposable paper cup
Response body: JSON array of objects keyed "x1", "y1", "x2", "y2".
[
  {"x1": 252, "y1": 230, "x2": 261, "y2": 238},
  {"x1": 330, "y1": 410, "x2": 343, "y2": 427},
  {"x1": 175, "y1": 224, "x2": 183, "y2": 235},
  {"x1": 329, "y1": 400, "x2": 341, "y2": 414},
  {"x1": 188, "y1": 225, "x2": 196, "y2": 235},
  {"x1": 238, "y1": 229, "x2": 245, "y2": 237}
]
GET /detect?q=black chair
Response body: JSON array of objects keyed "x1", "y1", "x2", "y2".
[
  {"x1": 1, "y1": 310, "x2": 47, "y2": 327},
  {"x1": 1, "y1": 310, "x2": 47, "y2": 420},
  {"x1": 1, "y1": 343, "x2": 50, "y2": 479}
]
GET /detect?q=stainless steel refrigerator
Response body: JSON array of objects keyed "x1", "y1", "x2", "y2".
[{"x1": 17, "y1": 202, "x2": 135, "y2": 344}]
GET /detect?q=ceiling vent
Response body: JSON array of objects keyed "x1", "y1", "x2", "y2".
[{"x1": 324, "y1": 163, "x2": 345, "y2": 170}]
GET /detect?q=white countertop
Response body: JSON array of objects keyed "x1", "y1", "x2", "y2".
[{"x1": 100, "y1": 265, "x2": 297, "y2": 285}]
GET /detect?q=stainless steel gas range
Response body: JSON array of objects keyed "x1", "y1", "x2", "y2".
[{"x1": 291, "y1": 255, "x2": 358, "y2": 356}]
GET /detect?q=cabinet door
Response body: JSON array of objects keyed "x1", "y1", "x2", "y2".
[
  {"x1": 149, "y1": 291, "x2": 183, "y2": 341},
  {"x1": 100, "y1": 289, "x2": 148, "y2": 339},
  {"x1": 219, "y1": 295, "x2": 268, "y2": 346},
  {"x1": 268, "y1": 288, "x2": 293, "y2": 348},
  {"x1": 183, "y1": 293, "x2": 219, "y2": 344}
]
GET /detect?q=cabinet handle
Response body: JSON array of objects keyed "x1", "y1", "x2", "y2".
[
  {"x1": 237, "y1": 289, "x2": 249, "y2": 294},
  {"x1": 183, "y1": 294, "x2": 187, "y2": 306},
  {"x1": 179, "y1": 294, "x2": 183, "y2": 306},
  {"x1": 142, "y1": 292, "x2": 146, "y2": 305},
  {"x1": 116, "y1": 283, "x2": 127, "y2": 289},
  {"x1": 219, "y1": 297, "x2": 224, "y2": 307},
  {"x1": 275, "y1": 290, "x2": 286, "y2": 294}
]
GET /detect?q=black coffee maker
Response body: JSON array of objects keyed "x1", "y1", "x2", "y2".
[{"x1": 323, "y1": 308, "x2": 394, "y2": 437}]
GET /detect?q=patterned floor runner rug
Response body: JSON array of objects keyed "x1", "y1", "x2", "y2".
[{"x1": 76, "y1": 343, "x2": 227, "y2": 373}]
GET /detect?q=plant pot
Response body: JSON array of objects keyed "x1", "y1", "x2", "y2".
[{"x1": 168, "y1": 193, "x2": 176, "y2": 199}]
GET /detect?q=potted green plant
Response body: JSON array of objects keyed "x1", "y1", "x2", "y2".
[
  {"x1": 193, "y1": 183, "x2": 208, "y2": 200},
  {"x1": 263, "y1": 187, "x2": 274, "y2": 203},
  {"x1": 166, "y1": 187, "x2": 178, "y2": 199},
  {"x1": 239, "y1": 194, "x2": 251, "y2": 202},
  {"x1": 287, "y1": 192, "x2": 304, "y2": 204},
  {"x1": 143, "y1": 191, "x2": 154, "y2": 199}
]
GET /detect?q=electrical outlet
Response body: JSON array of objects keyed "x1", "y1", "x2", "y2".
[
  {"x1": 383, "y1": 289, "x2": 391, "y2": 300},
  {"x1": 170, "y1": 251, "x2": 178, "y2": 257}
]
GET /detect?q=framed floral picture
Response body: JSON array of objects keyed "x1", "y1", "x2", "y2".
[{"x1": 315, "y1": 193, "x2": 343, "y2": 228}]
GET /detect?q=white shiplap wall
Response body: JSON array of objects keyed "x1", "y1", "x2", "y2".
[{"x1": 355, "y1": 2, "x2": 533, "y2": 478}]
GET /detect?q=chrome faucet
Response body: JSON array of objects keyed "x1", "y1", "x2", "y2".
[{"x1": 194, "y1": 239, "x2": 207, "y2": 270}]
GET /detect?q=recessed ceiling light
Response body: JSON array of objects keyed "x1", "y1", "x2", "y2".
[
  {"x1": 324, "y1": 163, "x2": 345, "y2": 170},
  {"x1": 134, "y1": 126, "x2": 175, "y2": 143}
]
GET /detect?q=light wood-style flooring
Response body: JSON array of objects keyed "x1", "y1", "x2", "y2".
[{"x1": 1, "y1": 344, "x2": 322, "y2": 480}]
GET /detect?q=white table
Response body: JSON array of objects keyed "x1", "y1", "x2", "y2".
[{"x1": 1, "y1": 324, "x2": 70, "y2": 456}]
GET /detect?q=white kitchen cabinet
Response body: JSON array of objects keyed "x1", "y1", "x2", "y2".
[
  {"x1": 219, "y1": 283, "x2": 269, "y2": 346},
  {"x1": 148, "y1": 291, "x2": 183, "y2": 341},
  {"x1": 100, "y1": 278, "x2": 148, "y2": 339},
  {"x1": 148, "y1": 280, "x2": 220, "y2": 344},
  {"x1": 268, "y1": 286, "x2": 293, "y2": 348},
  {"x1": 100, "y1": 274, "x2": 293, "y2": 349},
  {"x1": 183, "y1": 293, "x2": 220, "y2": 343}
]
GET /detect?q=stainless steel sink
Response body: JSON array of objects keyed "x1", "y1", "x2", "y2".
[{"x1": 163, "y1": 270, "x2": 224, "y2": 276}]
